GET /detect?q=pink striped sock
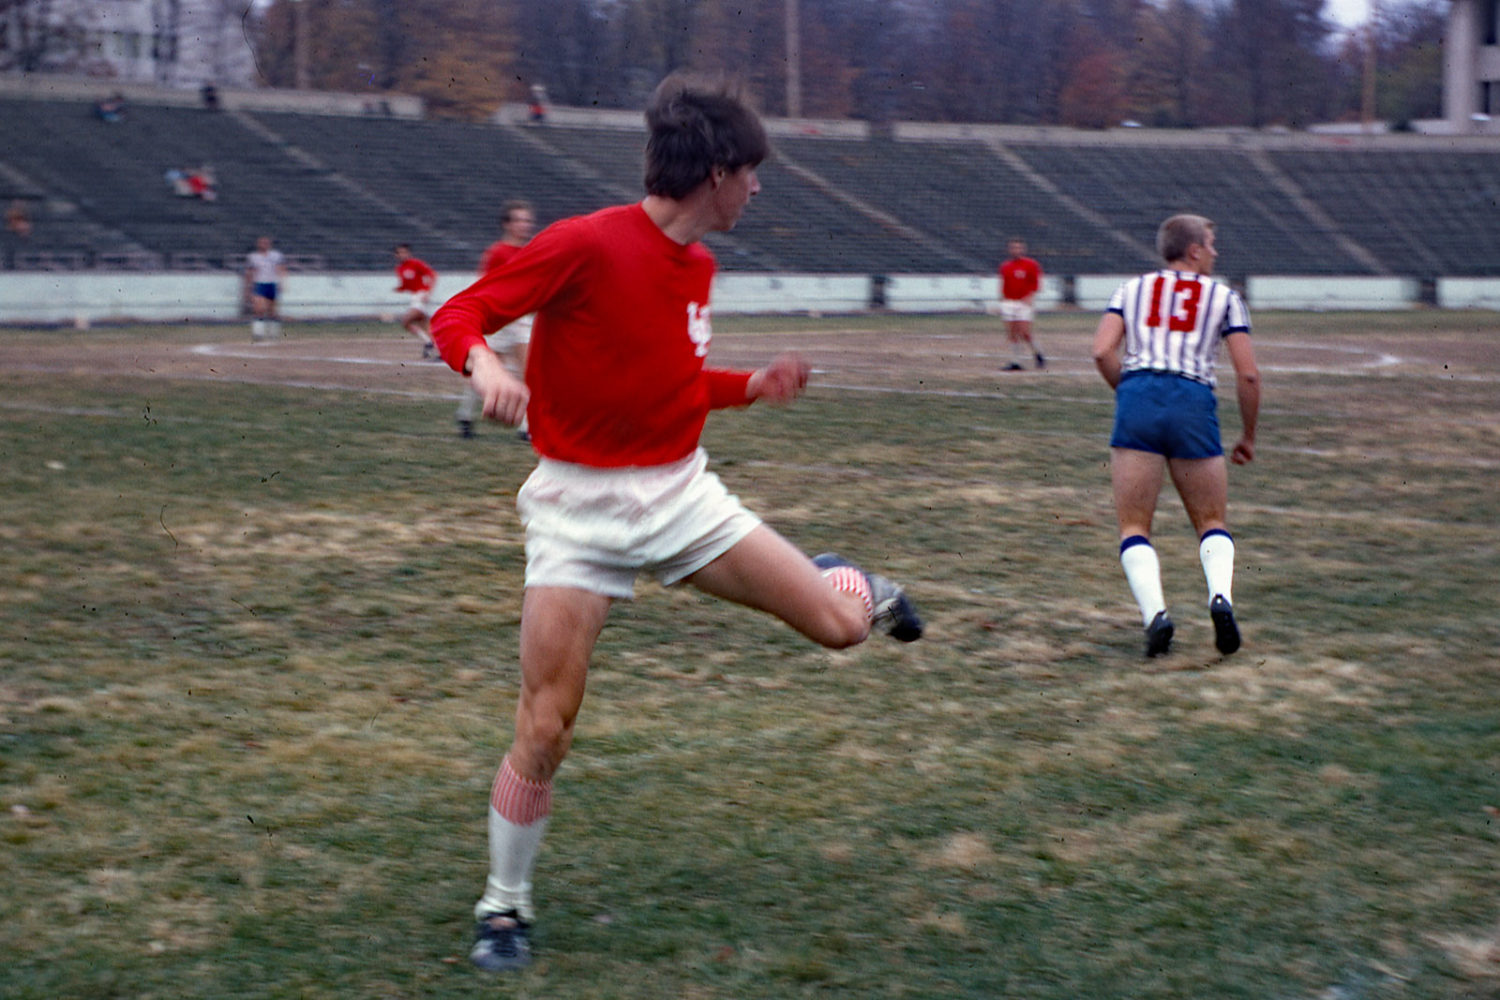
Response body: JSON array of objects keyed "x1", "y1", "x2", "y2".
[
  {"x1": 491, "y1": 756, "x2": 552, "y2": 826},
  {"x1": 820, "y1": 565, "x2": 873, "y2": 618}
]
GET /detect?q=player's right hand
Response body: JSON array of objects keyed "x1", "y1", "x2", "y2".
[{"x1": 469, "y1": 347, "x2": 529, "y2": 427}]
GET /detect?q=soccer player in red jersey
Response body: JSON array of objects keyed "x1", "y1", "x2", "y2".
[
  {"x1": 457, "y1": 200, "x2": 537, "y2": 438},
  {"x1": 1091, "y1": 214, "x2": 1261, "y2": 659},
  {"x1": 998, "y1": 237, "x2": 1046, "y2": 370},
  {"x1": 392, "y1": 243, "x2": 438, "y2": 358},
  {"x1": 432, "y1": 74, "x2": 923, "y2": 972}
]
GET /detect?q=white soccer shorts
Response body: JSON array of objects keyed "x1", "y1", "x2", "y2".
[
  {"x1": 517, "y1": 448, "x2": 762, "y2": 598},
  {"x1": 998, "y1": 299, "x2": 1035, "y2": 323}
]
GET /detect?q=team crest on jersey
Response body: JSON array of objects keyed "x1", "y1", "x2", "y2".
[{"x1": 687, "y1": 302, "x2": 712, "y2": 357}]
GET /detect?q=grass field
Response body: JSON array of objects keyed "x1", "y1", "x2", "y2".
[{"x1": 2, "y1": 311, "x2": 1498, "y2": 999}]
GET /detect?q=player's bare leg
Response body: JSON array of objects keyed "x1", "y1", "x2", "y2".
[
  {"x1": 1004, "y1": 322, "x2": 1027, "y2": 370},
  {"x1": 1112, "y1": 447, "x2": 1173, "y2": 655},
  {"x1": 686, "y1": 525, "x2": 870, "y2": 647},
  {"x1": 403, "y1": 308, "x2": 437, "y2": 358},
  {"x1": 1170, "y1": 455, "x2": 1241, "y2": 653},
  {"x1": 472, "y1": 586, "x2": 611, "y2": 972},
  {"x1": 687, "y1": 524, "x2": 922, "y2": 644}
]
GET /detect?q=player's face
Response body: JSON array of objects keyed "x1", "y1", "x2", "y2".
[
  {"x1": 1008, "y1": 240, "x2": 1025, "y2": 259},
  {"x1": 1191, "y1": 232, "x2": 1219, "y2": 275},
  {"x1": 505, "y1": 211, "x2": 535, "y2": 244},
  {"x1": 710, "y1": 164, "x2": 760, "y2": 232}
]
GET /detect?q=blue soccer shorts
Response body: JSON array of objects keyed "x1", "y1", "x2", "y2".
[{"x1": 1110, "y1": 371, "x2": 1223, "y2": 460}]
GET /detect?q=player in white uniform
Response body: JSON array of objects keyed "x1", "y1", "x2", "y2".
[
  {"x1": 1090, "y1": 214, "x2": 1261, "y2": 658},
  {"x1": 244, "y1": 235, "x2": 287, "y2": 342}
]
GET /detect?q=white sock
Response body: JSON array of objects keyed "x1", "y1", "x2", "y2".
[
  {"x1": 476, "y1": 808, "x2": 548, "y2": 922},
  {"x1": 251, "y1": 319, "x2": 265, "y2": 339},
  {"x1": 475, "y1": 756, "x2": 551, "y2": 922},
  {"x1": 1199, "y1": 530, "x2": 1235, "y2": 605},
  {"x1": 1120, "y1": 536, "x2": 1166, "y2": 627}
]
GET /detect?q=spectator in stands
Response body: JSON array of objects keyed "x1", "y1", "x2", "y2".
[
  {"x1": 245, "y1": 235, "x2": 287, "y2": 342},
  {"x1": 432, "y1": 71, "x2": 923, "y2": 976},
  {"x1": 457, "y1": 199, "x2": 537, "y2": 440},
  {"x1": 393, "y1": 243, "x2": 439, "y2": 359},
  {"x1": 165, "y1": 168, "x2": 193, "y2": 197},
  {"x1": 1090, "y1": 213, "x2": 1261, "y2": 659},
  {"x1": 998, "y1": 237, "x2": 1046, "y2": 370},
  {"x1": 4, "y1": 199, "x2": 32, "y2": 269},
  {"x1": 94, "y1": 93, "x2": 126, "y2": 123},
  {"x1": 186, "y1": 166, "x2": 217, "y2": 202},
  {"x1": 6, "y1": 199, "x2": 33, "y2": 239}
]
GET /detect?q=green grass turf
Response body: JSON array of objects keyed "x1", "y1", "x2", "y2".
[{"x1": 1, "y1": 314, "x2": 1498, "y2": 998}]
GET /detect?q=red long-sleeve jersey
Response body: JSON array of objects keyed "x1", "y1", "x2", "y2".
[
  {"x1": 479, "y1": 240, "x2": 521, "y2": 275},
  {"x1": 999, "y1": 256, "x2": 1042, "y2": 301},
  {"x1": 432, "y1": 203, "x2": 753, "y2": 467},
  {"x1": 395, "y1": 256, "x2": 436, "y2": 293}
]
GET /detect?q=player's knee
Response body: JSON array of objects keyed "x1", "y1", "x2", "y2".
[{"x1": 811, "y1": 604, "x2": 871, "y2": 650}]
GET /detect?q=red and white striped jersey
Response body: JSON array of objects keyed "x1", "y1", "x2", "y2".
[{"x1": 1106, "y1": 269, "x2": 1250, "y2": 387}]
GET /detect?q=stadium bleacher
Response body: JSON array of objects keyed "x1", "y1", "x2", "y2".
[{"x1": 3, "y1": 94, "x2": 1499, "y2": 282}]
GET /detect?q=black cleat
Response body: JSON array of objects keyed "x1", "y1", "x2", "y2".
[
  {"x1": 812, "y1": 553, "x2": 923, "y2": 642},
  {"x1": 1144, "y1": 610, "x2": 1174, "y2": 658},
  {"x1": 471, "y1": 910, "x2": 532, "y2": 972},
  {"x1": 1210, "y1": 595, "x2": 1240, "y2": 655},
  {"x1": 1003, "y1": 362, "x2": 1025, "y2": 372},
  {"x1": 458, "y1": 420, "x2": 475, "y2": 439},
  {"x1": 1034, "y1": 353, "x2": 1046, "y2": 369}
]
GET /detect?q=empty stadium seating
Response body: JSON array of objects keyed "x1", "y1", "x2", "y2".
[{"x1": 2, "y1": 94, "x2": 1498, "y2": 282}]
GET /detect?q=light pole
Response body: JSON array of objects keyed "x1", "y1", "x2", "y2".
[
  {"x1": 786, "y1": 0, "x2": 802, "y2": 118},
  {"x1": 292, "y1": 0, "x2": 309, "y2": 90},
  {"x1": 1361, "y1": 0, "x2": 1379, "y2": 131}
]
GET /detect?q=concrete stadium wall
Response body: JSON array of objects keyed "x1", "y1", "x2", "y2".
[
  {"x1": 884, "y1": 274, "x2": 1064, "y2": 313},
  {"x1": 712, "y1": 274, "x2": 871, "y2": 314},
  {"x1": 1079, "y1": 274, "x2": 1425, "y2": 312},
  {"x1": 0, "y1": 272, "x2": 453, "y2": 325},
  {"x1": 1246, "y1": 276, "x2": 1419, "y2": 311},
  {"x1": 1437, "y1": 277, "x2": 1500, "y2": 309},
  {"x1": 3, "y1": 271, "x2": 1494, "y2": 325}
]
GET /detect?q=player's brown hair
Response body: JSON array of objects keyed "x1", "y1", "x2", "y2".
[
  {"x1": 1157, "y1": 214, "x2": 1215, "y2": 264},
  {"x1": 643, "y1": 74, "x2": 768, "y2": 200},
  {"x1": 500, "y1": 199, "x2": 533, "y2": 225}
]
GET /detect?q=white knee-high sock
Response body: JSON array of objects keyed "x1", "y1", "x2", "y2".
[
  {"x1": 1199, "y1": 529, "x2": 1235, "y2": 605},
  {"x1": 475, "y1": 756, "x2": 551, "y2": 922},
  {"x1": 1120, "y1": 535, "x2": 1166, "y2": 627}
]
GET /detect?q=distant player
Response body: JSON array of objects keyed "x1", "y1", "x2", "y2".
[
  {"x1": 1090, "y1": 213, "x2": 1261, "y2": 658},
  {"x1": 431, "y1": 73, "x2": 924, "y2": 974},
  {"x1": 998, "y1": 237, "x2": 1045, "y2": 370},
  {"x1": 458, "y1": 200, "x2": 537, "y2": 439},
  {"x1": 393, "y1": 243, "x2": 439, "y2": 359},
  {"x1": 245, "y1": 235, "x2": 286, "y2": 342}
]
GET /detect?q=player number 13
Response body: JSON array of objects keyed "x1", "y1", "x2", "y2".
[{"x1": 1145, "y1": 275, "x2": 1202, "y2": 332}]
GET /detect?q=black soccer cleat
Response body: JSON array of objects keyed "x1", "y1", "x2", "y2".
[
  {"x1": 1034, "y1": 353, "x2": 1046, "y2": 369},
  {"x1": 1210, "y1": 595, "x2": 1241, "y2": 655},
  {"x1": 1003, "y1": 362, "x2": 1025, "y2": 372},
  {"x1": 812, "y1": 553, "x2": 924, "y2": 642},
  {"x1": 1144, "y1": 610, "x2": 1174, "y2": 658},
  {"x1": 471, "y1": 909, "x2": 532, "y2": 972}
]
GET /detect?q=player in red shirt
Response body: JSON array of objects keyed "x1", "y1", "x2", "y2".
[
  {"x1": 998, "y1": 237, "x2": 1046, "y2": 370},
  {"x1": 432, "y1": 74, "x2": 924, "y2": 973},
  {"x1": 457, "y1": 200, "x2": 537, "y2": 439},
  {"x1": 393, "y1": 243, "x2": 439, "y2": 359}
]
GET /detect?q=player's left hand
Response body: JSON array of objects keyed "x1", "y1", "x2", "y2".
[
  {"x1": 1230, "y1": 437, "x2": 1255, "y2": 465},
  {"x1": 747, "y1": 352, "x2": 810, "y2": 405}
]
